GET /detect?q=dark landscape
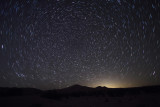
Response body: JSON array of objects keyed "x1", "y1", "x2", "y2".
[
  {"x1": 1, "y1": 0, "x2": 160, "y2": 107},
  {"x1": 1, "y1": 85, "x2": 160, "y2": 107}
]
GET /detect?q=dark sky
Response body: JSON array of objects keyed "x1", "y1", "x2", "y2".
[{"x1": 0, "y1": 0, "x2": 160, "y2": 90}]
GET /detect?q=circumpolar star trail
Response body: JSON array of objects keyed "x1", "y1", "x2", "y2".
[{"x1": 0, "y1": 0, "x2": 160, "y2": 89}]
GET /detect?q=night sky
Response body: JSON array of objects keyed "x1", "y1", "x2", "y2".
[{"x1": 0, "y1": 0, "x2": 160, "y2": 90}]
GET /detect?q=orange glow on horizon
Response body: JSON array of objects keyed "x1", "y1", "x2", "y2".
[{"x1": 90, "y1": 80, "x2": 134, "y2": 88}]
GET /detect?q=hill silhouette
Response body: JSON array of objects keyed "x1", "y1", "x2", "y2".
[
  {"x1": 1, "y1": 85, "x2": 160, "y2": 98},
  {"x1": 1, "y1": 85, "x2": 160, "y2": 107}
]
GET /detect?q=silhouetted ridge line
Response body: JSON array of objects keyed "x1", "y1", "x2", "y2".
[{"x1": 1, "y1": 85, "x2": 160, "y2": 98}]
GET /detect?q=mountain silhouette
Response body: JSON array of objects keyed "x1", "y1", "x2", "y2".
[
  {"x1": 1, "y1": 85, "x2": 160, "y2": 107},
  {"x1": 1, "y1": 85, "x2": 160, "y2": 97}
]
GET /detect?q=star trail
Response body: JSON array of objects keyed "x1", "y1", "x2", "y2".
[{"x1": 0, "y1": 0, "x2": 160, "y2": 90}]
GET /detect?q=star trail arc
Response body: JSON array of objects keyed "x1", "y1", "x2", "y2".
[{"x1": 0, "y1": 0, "x2": 160, "y2": 90}]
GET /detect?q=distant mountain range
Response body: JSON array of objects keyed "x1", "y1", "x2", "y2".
[
  {"x1": 1, "y1": 85, "x2": 160, "y2": 98},
  {"x1": 1, "y1": 85, "x2": 160, "y2": 107}
]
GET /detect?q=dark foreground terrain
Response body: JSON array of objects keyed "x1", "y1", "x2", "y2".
[{"x1": 0, "y1": 85, "x2": 160, "y2": 107}]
